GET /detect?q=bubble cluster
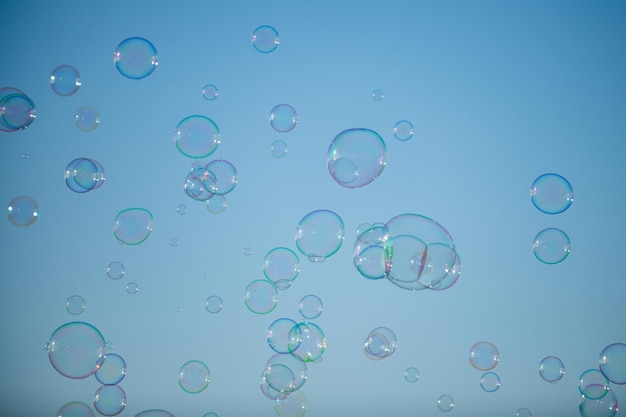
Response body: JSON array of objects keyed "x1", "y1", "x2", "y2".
[
  {"x1": 113, "y1": 208, "x2": 153, "y2": 245},
  {"x1": 0, "y1": 87, "x2": 36, "y2": 131},
  {"x1": 262, "y1": 353, "x2": 308, "y2": 395},
  {"x1": 327, "y1": 128, "x2": 387, "y2": 188},
  {"x1": 371, "y1": 89, "x2": 384, "y2": 102},
  {"x1": 126, "y1": 282, "x2": 139, "y2": 294},
  {"x1": 50, "y1": 65, "x2": 81, "y2": 96},
  {"x1": 64, "y1": 158, "x2": 106, "y2": 193},
  {"x1": 295, "y1": 209, "x2": 345, "y2": 262},
  {"x1": 7, "y1": 195, "x2": 39, "y2": 227},
  {"x1": 252, "y1": 25, "x2": 280, "y2": 53},
  {"x1": 364, "y1": 327, "x2": 397, "y2": 360},
  {"x1": 114, "y1": 37, "x2": 158, "y2": 79},
  {"x1": 539, "y1": 355, "x2": 565, "y2": 383},
  {"x1": 178, "y1": 360, "x2": 211, "y2": 393}
]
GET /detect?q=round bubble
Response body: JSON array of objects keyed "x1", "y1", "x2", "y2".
[
  {"x1": 66, "y1": 295, "x2": 86, "y2": 315},
  {"x1": 204, "y1": 159, "x2": 238, "y2": 195},
  {"x1": 252, "y1": 25, "x2": 280, "y2": 53},
  {"x1": 75, "y1": 106, "x2": 100, "y2": 131},
  {"x1": 202, "y1": 84, "x2": 219, "y2": 100},
  {"x1": 169, "y1": 237, "x2": 180, "y2": 247},
  {"x1": 176, "y1": 204, "x2": 187, "y2": 215},
  {"x1": 46, "y1": 321, "x2": 106, "y2": 379},
  {"x1": 385, "y1": 213, "x2": 455, "y2": 248},
  {"x1": 327, "y1": 128, "x2": 387, "y2": 188},
  {"x1": 206, "y1": 194, "x2": 227, "y2": 214},
  {"x1": 106, "y1": 261, "x2": 125, "y2": 280},
  {"x1": 539, "y1": 355, "x2": 565, "y2": 383},
  {"x1": 270, "y1": 104, "x2": 297, "y2": 133},
  {"x1": 599, "y1": 343, "x2": 626, "y2": 384},
  {"x1": 275, "y1": 389, "x2": 307, "y2": 417},
  {"x1": 352, "y1": 223, "x2": 389, "y2": 280},
  {"x1": 372, "y1": 89, "x2": 384, "y2": 102},
  {"x1": 364, "y1": 327, "x2": 397, "y2": 360},
  {"x1": 95, "y1": 353, "x2": 127, "y2": 385},
  {"x1": 203, "y1": 413, "x2": 219, "y2": 417},
  {"x1": 530, "y1": 173, "x2": 574, "y2": 214},
  {"x1": 57, "y1": 401, "x2": 94, "y2": 417},
  {"x1": 263, "y1": 247, "x2": 301, "y2": 289},
  {"x1": 113, "y1": 208, "x2": 153, "y2": 245},
  {"x1": 532, "y1": 228, "x2": 571, "y2": 264},
  {"x1": 135, "y1": 411, "x2": 175, "y2": 417},
  {"x1": 469, "y1": 341, "x2": 500, "y2": 371},
  {"x1": 114, "y1": 37, "x2": 158, "y2": 79},
  {"x1": 515, "y1": 408, "x2": 532, "y2": 417},
  {"x1": 243, "y1": 247, "x2": 253, "y2": 256},
  {"x1": 184, "y1": 167, "x2": 216, "y2": 202},
  {"x1": 175, "y1": 115, "x2": 221, "y2": 159},
  {"x1": 288, "y1": 322, "x2": 326, "y2": 363},
  {"x1": 179, "y1": 360, "x2": 211, "y2": 393},
  {"x1": 579, "y1": 369, "x2": 610, "y2": 400},
  {"x1": 383, "y1": 234, "x2": 428, "y2": 289},
  {"x1": 299, "y1": 295, "x2": 323, "y2": 320},
  {"x1": 7, "y1": 195, "x2": 39, "y2": 227},
  {"x1": 244, "y1": 280, "x2": 279, "y2": 314},
  {"x1": 268, "y1": 318, "x2": 301, "y2": 354},
  {"x1": 50, "y1": 65, "x2": 81, "y2": 96},
  {"x1": 404, "y1": 367, "x2": 420, "y2": 383},
  {"x1": 64, "y1": 158, "x2": 106, "y2": 193},
  {"x1": 430, "y1": 252, "x2": 462, "y2": 291},
  {"x1": 295, "y1": 209, "x2": 345, "y2": 263},
  {"x1": 264, "y1": 353, "x2": 308, "y2": 394},
  {"x1": 480, "y1": 371, "x2": 501, "y2": 392},
  {"x1": 205, "y1": 295, "x2": 223, "y2": 313},
  {"x1": 0, "y1": 91, "x2": 36, "y2": 131},
  {"x1": 393, "y1": 120, "x2": 414, "y2": 141},
  {"x1": 271, "y1": 140, "x2": 288, "y2": 158},
  {"x1": 579, "y1": 388, "x2": 618, "y2": 417},
  {"x1": 126, "y1": 282, "x2": 139, "y2": 294},
  {"x1": 93, "y1": 384, "x2": 126, "y2": 416},
  {"x1": 260, "y1": 367, "x2": 291, "y2": 400},
  {"x1": 437, "y1": 394, "x2": 455, "y2": 412}
]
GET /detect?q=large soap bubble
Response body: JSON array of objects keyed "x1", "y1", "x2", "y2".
[
  {"x1": 175, "y1": 115, "x2": 221, "y2": 159},
  {"x1": 114, "y1": 37, "x2": 158, "y2": 79},
  {"x1": 295, "y1": 209, "x2": 345, "y2": 263},
  {"x1": 327, "y1": 128, "x2": 387, "y2": 188},
  {"x1": 113, "y1": 208, "x2": 154, "y2": 245},
  {"x1": 46, "y1": 321, "x2": 106, "y2": 379},
  {"x1": 7, "y1": 195, "x2": 39, "y2": 227},
  {"x1": 469, "y1": 341, "x2": 499, "y2": 371},
  {"x1": 364, "y1": 327, "x2": 397, "y2": 360},
  {"x1": 530, "y1": 173, "x2": 574, "y2": 214},
  {"x1": 0, "y1": 88, "x2": 36, "y2": 131},
  {"x1": 599, "y1": 343, "x2": 626, "y2": 384}
]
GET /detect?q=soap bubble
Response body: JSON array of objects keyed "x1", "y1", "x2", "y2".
[
  {"x1": 75, "y1": 106, "x2": 100, "y2": 131},
  {"x1": 66, "y1": 295, "x2": 86, "y2": 315},
  {"x1": 579, "y1": 369, "x2": 611, "y2": 400},
  {"x1": 532, "y1": 228, "x2": 571, "y2": 264},
  {"x1": 243, "y1": 247, "x2": 253, "y2": 256},
  {"x1": 270, "y1": 104, "x2": 297, "y2": 133},
  {"x1": 93, "y1": 384, "x2": 126, "y2": 416},
  {"x1": 327, "y1": 128, "x2": 387, "y2": 188},
  {"x1": 264, "y1": 353, "x2": 308, "y2": 394},
  {"x1": 46, "y1": 321, "x2": 106, "y2": 379},
  {"x1": 50, "y1": 65, "x2": 81, "y2": 96},
  {"x1": 469, "y1": 341, "x2": 499, "y2": 371},
  {"x1": 295, "y1": 209, "x2": 345, "y2": 262},
  {"x1": 114, "y1": 37, "x2": 158, "y2": 79},
  {"x1": 263, "y1": 247, "x2": 301, "y2": 289},
  {"x1": 7, "y1": 195, "x2": 39, "y2": 227},
  {"x1": 364, "y1": 327, "x2": 397, "y2": 360},
  {"x1": 113, "y1": 208, "x2": 153, "y2": 245},
  {"x1": 169, "y1": 238, "x2": 180, "y2": 247},
  {"x1": 202, "y1": 84, "x2": 218, "y2": 100},
  {"x1": 95, "y1": 353, "x2": 127, "y2": 385},
  {"x1": 393, "y1": 120, "x2": 414, "y2": 141},
  {"x1": 244, "y1": 280, "x2": 279, "y2": 314},
  {"x1": 64, "y1": 158, "x2": 106, "y2": 193},
  {"x1": 184, "y1": 166, "x2": 216, "y2": 202},
  {"x1": 135, "y1": 411, "x2": 175, "y2": 417},
  {"x1": 298, "y1": 295, "x2": 323, "y2": 320},
  {"x1": 404, "y1": 367, "x2": 420, "y2": 383},
  {"x1": 579, "y1": 389, "x2": 618, "y2": 417},
  {"x1": 271, "y1": 140, "x2": 288, "y2": 158},
  {"x1": 275, "y1": 389, "x2": 307, "y2": 417},
  {"x1": 539, "y1": 356, "x2": 565, "y2": 383},
  {"x1": 205, "y1": 295, "x2": 223, "y2": 313},
  {"x1": 176, "y1": 204, "x2": 187, "y2": 215},
  {"x1": 252, "y1": 25, "x2": 280, "y2": 53},
  {"x1": 106, "y1": 261, "x2": 125, "y2": 280},
  {"x1": 268, "y1": 318, "x2": 301, "y2": 354},
  {"x1": 352, "y1": 223, "x2": 389, "y2": 280},
  {"x1": 437, "y1": 394, "x2": 455, "y2": 412},
  {"x1": 599, "y1": 343, "x2": 626, "y2": 384},
  {"x1": 515, "y1": 408, "x2": 532, "y2": 417},
  {"x1": 288, "y1": 322, "x2": 326, "y2": 363},
  {"x1": 126, "y1": 282, "x2": 139, "y2": 294},
  {"x1": 480, "y1": 371, "x2": 501, "y2": 392},
  {"x1": 57, "y1": 401, "x2": 94, "y2": 417},
  {"x1": 206, "y1": 194, "x2": 228, "y2": 214},
  {"x1": 204, "y1": 159, "x2": 238, "y2": 195},
  {"x1": 372, "y1": 89, "x2": 384, "y2": 102},
  {"x1": 175, "y1": 115, "x2": 221, "y2": 159},
  {"x1": 0, "y1": 90, "x2": 36, "y2": 131},
  {"x1": 530, "y1": 173, "x2": 574, "y2": 214},
  {"x1": 179, "y1": 360, "x2": 210, "y2": 393}
]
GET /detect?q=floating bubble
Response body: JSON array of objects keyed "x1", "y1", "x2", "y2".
[
  {"x1": 57, "y1": 401, "x2": 94, "y2": 417},
  {"x1": 404, "y1": 367, "x2": 420, "y2": 383},
  {"x1": 264, "y1": 353, "x2": 308, "y2": 394},
  {"x1": 206, "y1": 194, "x2": 227, "y2": 214},
  {"x1": 469, "y1": 341, "x2": 500, "y2": 371},
  {"x1": 252, "y1": 25, "x2": 280, "y2": 53},
  {"x1": 244, "y1": 280, "x2": 279, "y2": 314},
  {"x1": 352, "y1": 223, "x2": 389, "y2": 280},
  {"x1": 288, "y1": 322, "x2": 326, "y2": 363},
  {"x1": 179, "y1": 360, "x2": 210, "y2": 393},
  {"x1": 64, "y1": 158, "x2": 106, "y2": 193},
  {"x1": 106, "y1": 261, "x2": 125, "y2": 280},
  {"x1": 204, "y1": 159, "x2": 238, "y2": 195},
  {"x1": 75, "y1": 106, "x2": 100, "y2": 131},
  {"x1": 437, "y1": 394, "x2": 455, "y2": 412},
  {"x1": 184, "y1": 167, "x2": 216, "y2": 202},
  {"x1": 205, "y1": 295, "x2": 223, "y2": 313},
  {"x1": 270, "y1": 104, "x2": 297, "y2": 133},
  {"x1": 175, "y1": 115, "x2": 221, "y2": 159},
  {"x1": 260, "y1": 366, "x2": 291, "y2": 400},
  {"x1": 175, "y1": 204, "x2": 187, "y2": 215},
  {"x1": 430, "y1": 252, "x2": 462, "y2": 291},
  {"x1": 169, "y1": 238, "x2": 180, "y2": 247},
  {"x1": 539, "y1": 355, "x2": 565, "y2": 383},
  {"x1": 114, "y1": 37, "x2": 158, "y2": 79},
  {"x1": 7, "y1": 195, "x2": 39, "y2": 227},
  {"x1": 532, "y1": 228, "x2": 571, "y2": 264},
  {"x1": 372, "y1": 89, "x2": 384, "y2": 102},
  {"x1": 203, "y1": 413, "x2": 219, "y2": 417},
  {"x1": 243, "y1": 247, "x2": 253, "y2": 256},
  {"x1": 275, "y1": 389, "x2": 307, "y2": 417},
  {"x1": 66, "y1": 295, "x2": 86, "y2": 315},
  {"x1": 50, "y1": 65, "x2": 81, "y2": 96},
  {"x1": 393, "y1": 120, "x2": 414, "y2": 141},
  {"x1": 385, "y1": 213, "x2": 455, "y2": 248},
  {"x1": 135, "y1": 411, "x2": 175, "y2": 417},
  {"x1": 268, "y1": 318, "x2": 301, "y2": 354},
  {"x1": 327, "y1": 128, "x2": 387, "y2": 188},
  {"x1": 295, "y1": 209, "x2": 345, "y2": 263},
  {"x1": 579, "y1": 369, "x2": 611, "y2": 400},
  {"x1": 299, "y1": 295, "x2": 323, "y2": 320},
  {"x1": 126, "y1": 282, "x2": 139, "y2": 294},
  {"x1": 46, "y1": 321, "x2": 106, "y2": 379},
  {"x1": 21, "y1": 153, "x2": 30, "y2": 159},
  {"x1": 515, "y1": 408, "x2": 532, "y2": 417},
  {"x1": 95, "y1": 353, "x2": 127, "y2": 385},
  {"x1": 263, "y1": 247, "x2": 301, "y2": 289},
  {"x1": 271, "y1": 140, "x2": 288, "y2": 158},
  {"x1": 599, "y1": 343, "x2": 626, "y2": 384},
  {"x1": 480, "y1": 371, "x2": 501, "y2": 392},
  {"x1": 530, "y1": 173, "x2": 574, "y2": 215},
  {"x1": 202, "y1": 84, "x2": 219, "y2": 100},
  {"x1": 113, "y1": 208, "x2": 153, "y2": 245},
  {"x1": 364, "y1": 327, "x2": 397, "y2": 360},
  {"x1": 579, "y1": 389, "x2": 619, "y2": 417},
  {"x1": 93, "y1": 384, "x2": 126, "y2": 416},
  {"x1": 0, "y1": 90, "x2": 36, "y2": 131}
]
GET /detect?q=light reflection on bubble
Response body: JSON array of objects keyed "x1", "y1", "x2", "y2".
[
  {"x1": 530, "y1": 173, "x2": 574, "y2": 214},
  {"x1": 364, "y1": 327, "x2": 397, "y2": 360},
  {"x1": 268, "y1": 318, "x2": 300, "y2": 354},
  {"x1": 404, "y1": 367, "x2": 420, "y2": 383},
  {"x1": 252, "y1": 25, "x2": 280, "y2": 53},
  {"x1": 178, "y1": 360, "x2": 211, "y2": 394},
  {"x1": 46, "y1": 321, "x2": 106, "y2": 379},
  {"x1": 539, "y1": 356, "x2": 565, "y2": 383},
  {"x1": 50, "y1": 65, "x2": 81, "y2": 96},
  {"x1": 469, "y1": 341, "x2": 499, "y2": 371},
  {"x1": 175, "y1": 115, "x2": 221, "y2": 159},
  {"x1": 270, "y1": 104, "x2": 297, "y2": 133},
  {"x1": 263, "y1": 247, "x2": 301, "y2": 289},
  {"x1": 327, "y1": 128, "x2": 387, "y2": 188},
  {"x1": 202, "y1": 84, "x2": 219, "y2": 100},
  {"x1": 275, "y1": 389, "x2": 307, "y2": 417},
  {"x1": 114, "y1": 37, "x2": 158, "y2": 79},
  {"x1": 106, "y1": 261, "x2": 125, "y2": 280},
  {"x1": 372, "y1": 89, "x2": 384, "y2": 101},
  {"x1": 393, "y1": 120, "x2": 414, "y2": 141},
  {"x1": 7, "y1": 195, "x2": 39, "y2": 227},
  {"x1": 66, "y1": 295, "x2": 86, "y2": 315},
  {"x1": 271, "y1": 140, "x2": 288, "y2": 158},
  {"x1": 437, "y1": 394, "x2": 455, "y2": 412},
  {"x1": 579, "y1": 389, "x2": 619, "y2": 417},
  {"x1": 75, "y1": 106, "x2": 100, "y2": 131},
  {"x1": 295, "y1": 209, "x2": 345, "y2": 263},
  {"x1": 579, "y1": 369, "x2": 610, "y2": 400},
  {"x1": 93, "y1": 384, "x2": 126, "y2": 416}
]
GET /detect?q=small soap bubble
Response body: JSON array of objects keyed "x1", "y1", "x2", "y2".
[
  {"x1": 66, "y1": 295, "x2": 86, "y2": 315},
  {"x1": 275, "y1": 388, "x2": 307, "y2": 417},
  {"x1": 327, "y1": 128, "x2": 387, "y2": 188},
  {"x1": 393, "y1": 120, "x2": 414, "y2": 141},
  {"x1": 243, "y1": 247, "x2": 253, "y2": 256},
  {"x1": 7, "y1": 195, "x2": 39, "y2": 227},
  {"x1": 244, "y1": 280, "x2": 279, "y2": 314},
  {"x1": 114, "y1": 37, "x2": 158, "y2": 79},
  {"x1": 106, "y1": 261, "x2": 125, "y2": 280},
  {"x1": 270, "y1": 104, "x2": 297, "y2": 133},
  {"x1": 205, "y1": 295, "x2": 223, "y2": 313},
  {"x1": 298, "y1": 295, "x2": 323, "y2": 320},
  {"x1": 252, "y1": 25, "x2": 280, "y2": 53},
  {"x1": 530, "y1": 173, "x2": 574, "y2": 214},
  {"x1": 126, "y1": 282, "x2": 139, "y2": 294},
  {"x1": 169, "y1": 238, "x2": 180, "y2": 247},
  {"x1": 113, "y1": 208, "x2": 153, "y2": 245},
  {"x1": 93, "y1": 384, "x2": 126, "y2": 416},
  {"x1": 263, "y1": 247, "x2": 301, "y2": 289},
  {"x1": 404, "y1": 367, "x2": 420, "y2": 383},
  {"x1": 437, "y1": 394, "x2": 455, "y2": 412},
  {"x1": 176, "y1": 204, "x2": 187, "y2": 215},
  {"x1": 364, "y1": 327, "x2": 397, "y2": 360},
  {"x1": 50, "y1": 65, "x2": 81, "y2": 96},
  {"x1": 599, "y1": 343, "x2": 626, "y2": 384},
  {"x1": 175, "y1": 115, "x2": 221, "y2": 159},
  {"x1": 271, "y1": 140, "x2": 288, "y2": 158},
  {"x1": 46, "y1": 321, "x2": 106, "y2": 379},
  {"x1": 206, "y1": 194, "x2": 228, "y2": 214},
  {"x1": 57, "y1": 401, "x2": 94, "y2": 417},
  {"x1": 295, "y1": 209, "x2": 345, "y2": 263},
  {"x1": 95, "y1": 353, "x2": 127, "y2": 385},
  {"x1": 480, "y1": 371, "x2": 501, "y2": 392},
  {"x1": 202, "y1": 84, "x2": 219, "y2": 100},
  {"x1": 469, "y1": 341, "x2": 500, "y2": 371},
  {"x1": 532, "y1": 228, "x2": 571, "y2": 264},
  {"x1": 75, "y1": 106, "x2": 100, "y2": 131},
  {"x1": 516, "y1": 408, "x2": 532, "y2": 417},
  {"x1": 372, "y1": 89, "x2": 384, "y2": 102},
  {"x1": 539, "y1": 356, "x2": 565, "y2": 383},
  {"x1": 178, "y1": 360, "x2": 210, "y2": 393}
]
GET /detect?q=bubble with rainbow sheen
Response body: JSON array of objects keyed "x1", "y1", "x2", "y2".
[
  {"x1": 175, "y1": 115, "x2": 221, "y2": 159},
  {"x1": 393, "y1": 120, "x2": 414, "y2": 141},
  {"x1": 93, "y1": 384, "x2": 126, "y2": 416},
  {"x1": 539, "y1": 355, "x2": 565, "y2": 383},
  {"x1": 599, "y1": 343, "x2": 626, "y2": 385},
  {"x1": 263, "y1": 247, "x2": 301, "y2": 289},
  {"x1": 0, "y1": 89, "x2": 36, "y2": 131},
  {"x1": 114, "y1": 37, "x2": 158, "y2": 79},
  {"x1": 270, "y1": 104, "x2": 297, "y2": 133},
  {"x1": 299, "y1": 295, "x2": 323, "y2": 320},
  {"x1": 579, "y1": 389, "x2": 618, "y2": 417},
  {"x1": 295, "y1": 209, "x2": 345, "y2": 263},
  {"x1": 204, "y1": 159, "x2": 238, "y2": 195},
  {"x1": 50, "y1": 65, "x2": 81, "y2": 96},
  {"x1": 267, "y1": 318, "x2": 301, "y2": 354},
  {"x1": 288, "y1": 322, "x2": 326, "y2": 363},
  {"x1": 7, "y1": 195, "x2": 39, "y2": 227},
  {"x1": 252, "y1": 25, "x2": 280, "y2": 53},
  {"x1": 95, "y1": 353, "x2": 127, "y2": 385},
  {"x1": 244, "y1": 279, "x2": 279, "y2": 314},
  {"x1": 275, "y1": 388, "x2": 307, "y2": 417},
  {"x1": 46, "y1": 321, "x2": 106, "y2": 379},
  {"x1": 264, "y1": 352, "x2": 308, "y2": 394},
  {"x1": 469, "y1": 341, "x2": 499, "y2": 371},
  {"x1": 532, "y1": 228, "x2": 571, "y2": 264},
  {"x1": 530, "y1": 173, "x2": 573, "y2": 214},
  {"x1": 579, "y1": 368, "x2": 610, "y2": 400},
  {"x1": 178, "y1": 360, "x2": 211, "y2": 394},
  {"x1": 327, "y1": 128, "x2": 387, "y2": 188},
  {"x1": 113, "y1": 208, "x2": 153, "y2": 245}
]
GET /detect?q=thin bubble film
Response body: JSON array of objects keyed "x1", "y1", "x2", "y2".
[
  {"x1": 295, "y1": 209, "x2": 345, "y2": 263},
  {"x1": 178, "y1": 360, "x2": 211, "y2": 393},
  {"x1": 530, "y1": 173, "x2": 574, "y2": 214},
  {"x1": 327, "y1": 128, "x2": 387, "y2": 188},
  {"x1": 600, "y1": 343, "x2": 626, "y2": 384},
  {"x1": 114, "y1": 37, "x2": 158, "y2": 79},
  {"x1": 46, "y1": 321, "x2": 106, "y2": 379},
  {"x1": 252, "y1": 25, "x2": 280, "y2": 53},
  {"x1": 539, "y1": 355, "x2": 565, "y2": 383}
]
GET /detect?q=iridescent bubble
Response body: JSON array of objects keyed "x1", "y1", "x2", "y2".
[
  {"x1": 243, "y1": 247, "x2": 253, "y2": 256},
  {"x1": 599, "y1": 343, "x2": 626, "y2": 384},
  {"x1": 404, "y1": 367, "x2": 420, "y2": 383},
  {"x1": 364, "y1": 327, "x2": 397, "y2": 360},
  {"x1": 244, "y1": 280, "x2": 279, "y2": 314},
  {"x1": 57, "y1": 401, "x2": 94, "y2": 417},
  {"x1": 204, "y1": 159, "x2": 238, "y2": 195},
  {"x1": 385, "y1": 213, "x2": 455, "y2": 248},
  {"x1": 327, "y1": 128, "x2": 387, "y2": 188},
  {"x1": 252, "y1": 25, "x2": 280, "y2": 53},
  {"x1": 106, "y1": 261, "x2": 125, "y2": 280},
  {"x1": 7, "y1": 195, "x2": 39, "y2": 227},
  {"x1": 75, "y1": 106, "x2": 100, "y2": 131},
  {"x1": 275, "y1": 389, "x2": 307, "y2": 417},
  {"x1": 288, "y1": 322, "x2": 326, "y2": 363},
  {"x1": 295, "y1": 209, "x2": 345, "y2": 263},
  {"x1": 515, "y1": 408, "x2": 532, "y2": 417},
  {"x1": 66, "y1": 295, "x2": 86, "y2": 315},
  {"x1": 93, "y1": 384, "x2": 126, "y2": 416},
  {"x1": 480, "y1": 371, "x2": 501, "y2": 392},
  {"x1": 95, "y1": 353, "x2": 127, "y2": 385},
  {"x1": 264, "y1": 353, "x2": 308, "y2": 394},
  {"x1": 206, "y1": 194, "x2": 227, "y2": 214},
  {"x1": 169, "y1": 238, "x2": 180, "y2": 247},
  {"x1": 202, "y1": 84, "x2": 219, "y2": 100},
  {"x1": 263, "y1": 247, "x2": 301, "y2": 289},
  {"x1": 393, "y1": 120, "x2": 414, "y2": 141},
  {"x1": 298, "y1": 295, "x2": 323, "y2": 320},
  {"x1": 260, "y1": 366, "x2": 291, "y2": 400},
  {"x1": 469, "y1": 341, "x2": 500, "y2": 371},
  {"x1": 64, "y1": 158, "x2": 106, "y2": 193},
  {"x1": 135, "y1": 411, "x2": 176, "y2": 417},
  {"x1": 0, "y1": 91, "x2": 36, "y2": 131},
  {"x1": 270, "y1": 104, "x2": 297, "y2": 133},
  {"x1": 352, "y1": 223, "x2": 389, "y2": 280},
  {"x1": 175, "y1": 115, "x2": 221, "y2": 159},
  {"x1": 532, "y1": 228, "x2": 571, "y2": 264},
  {"x1": 184, "y1": 166, "x2": 216, "y2": 202},
  {"x1": 179, "y1": 360, "x2": 210, "y2": 393},
  {"x1": 430, "y1": 252, "x2": 462, "y2": 292},
  {"x1": 271, "y1": 140, "x2": 288, "y2": 158},
  {"x1": 50, "y1": 65, "x2": 81, "y2": 96},
  {"x1": 437, "y1": 394, "x2": 455, "y2": 412},
  {"x1": 579, "y1": 369, "x2": 611, "y2": 400},
  {"x1": 205, "y1": 295, "x2": 223, "y2": 313},
  {"x1": 539, "y1": 355, "x2": 565, "y2": 383},
  {"x1": 371, "y1": 89, "x2": 384, "y2": 102},
  {"x1": 46, "y1": 321, "x2": 106, "y2": 379},
  {"x1": 268, "y1": 318, "x2": 301, "y2": 354},
  {"x1": 113, "y1": 208, "x2": 153, "y2": 245},
  {"x1": 114, "y1": 37, "x2": 158, "y2": 79},
  {"x1": 530, "y1": 173, "x2": 574, "y2": 215},
  {"x1": 579, "y1": 389, "x2": 619, "y2": 417},
  {"x1": 126, "y1": 282, "x2": 139, "y2": 294}
]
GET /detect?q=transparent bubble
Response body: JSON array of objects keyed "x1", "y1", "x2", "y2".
[
  {"x1": 50, "y1": 65, "x2": 81, "y2": 96},
  {"x1": 579, "y1": 369, "x2": 611, "y2": 400},
  {"x1": 252, "y1": 25, "x2": 280, "y2": 53},
  {"x1": 352, "y1": 223, "x2": 390, "y2": 280},
  {"x1": 299, "y1": 295, "x2": 323, "y2": 320},
  {"x1": 114, "y1": 37, "x2": 158, "y2": 79},
  {"x1": 206, "y1": 194, "x2": 227, "y2": 214},
  {"x1": 175, "y1": 115, "x2": 221, "y2": 159},
  {"x1": 327, "y1": 128, "x2": 387, "y2": 188},
  {"x1": 263, "y1": 247, "x2": 301, "y2": 289},
  {"x1": 135, "y1": 411, "x2": 176, "y2": 417},
  {"x1": 393, "y1": 120, "x2": 414, "y2": 141},
  {"x1": 57, "y1": 401, "x2": 94, "y2": 417},
  {"x1": 244, "y1": 280, "x2": 279, "y2": 314},
  {"x1": 437, "y1": 394, "x2": 455, "y2": 412},
  {"x1": 260, "y1": 366, "x2": 291, "y2": 400},
  {"x1": 7, "y1": 195, "x2": 39, "y2": 227},
  {"x1": 113, "y1": 208, "x2": 153, "y2": 245},
  {"x1": 469, "y1": 341, "x2": 500, "y2": 371},
  {"x1": 95, "y1": 353, "x2": 127, "y2": 385},
  {"x1": 75, "y1": 106, "x2": 100, "y2": 131},
  {"x1": 404, "y1": 367, "x2": 420, "y2": 383},
  {"x1": 270, "y1": 104, "x2": 297, "y2": 133},
  {"x1": 66, "y1": 295, "x2": 86, "y2": 315},
  {"x1": 202, "y1": 84, "x2": 219, "y2": 100},
  {"x1": 515, "y1": 408, "x2": 532, "y2": 417},
  {"x1": 0, "y1": 90, "x2": 36, "y2": 131},
  {"x1": 288, "y1": 322, "x2": 326, "y2": 363},
  {"x1": 579, "y1": 389, "x2": 619, "y2": 417},
  {"x1": 264, "y1": 353, "x2": 308, "y2": 394},
  {"x1": 271, "y1": 140, "x2": 288, "y2": 158},
  {"x1": 106, "y1": 261, "x2": 125, "y2": 280},
  {"x1": 532, "y1": 228, "x2": 570, "y2": 264},
  {"x1": 243, "y1": 247, "x2": 253, "y2": 256},
  {"x1": 480, "y1": 371, "x2": 501, "y2": 392},
  {"x1": 295, "y1": 209, "x2": 345, "y2": 263},
  {"x1": 126, "y1": 282, "x2": 139, "y2": 294},
  {"x1": 372, "y1": 89, "x2": 384, "y2": 102},
  {"x1": 385, "y1": 213, "x2": 455, "y2": 248},
  {"x1": 275, "y1": 389, "x2": 307, "y2": 417},
  {"x1": 205, "y1": 295, "x2": 223, "y2": 313},
  {"x1": 169, "y1": 238, "x2": 180, "y2": 247},
  {"x1": 599, "y1": 343, "x2": 626, "y2": 384},
  {"x1": 179, "y1": 360, "x2": 210, "y2": 393},
  {"x1": 268, "y1": 318, "x2": 301, "y2": 354},
  {"x1": 364, "y1": 327, "x2": 397, "y2": 360},
  {"x1": 93, "y1": 384, "x2": 126, "y2": 416},
  {"x1": 430, "y1": 252, "x2": 462, "y2": 292},
  {"x1": 204, "y1": 159, "x2": 238, "y2": 195},
  {"x1": 176, "y1": 204, "x2": 187, "y2": 215},
  {"x1": 530, "y1": 173, "x2": 574, "y2": 214},
  {"x1": 64, "y1": 158, "x2": 106, "y2": 193},
  {"x1": 202, "y1": 413, "x2": 219, "y2": 417},
  {"x1": 539, "y1": 355, "x2": 565, "y2": 383},
  {"x1": 21, "y1": 153, "x2": 30, "y2": 159},
  {"x1": 46, "y1": 321, "x2": 106, "y2": 379},
  {"x1": 184, "y1": 166, "x2": 216, "y2": 202}
]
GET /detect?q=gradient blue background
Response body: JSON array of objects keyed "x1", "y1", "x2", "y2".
[{"x1": 1, "y1": 1, "x2": 625, "y2": 416}]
